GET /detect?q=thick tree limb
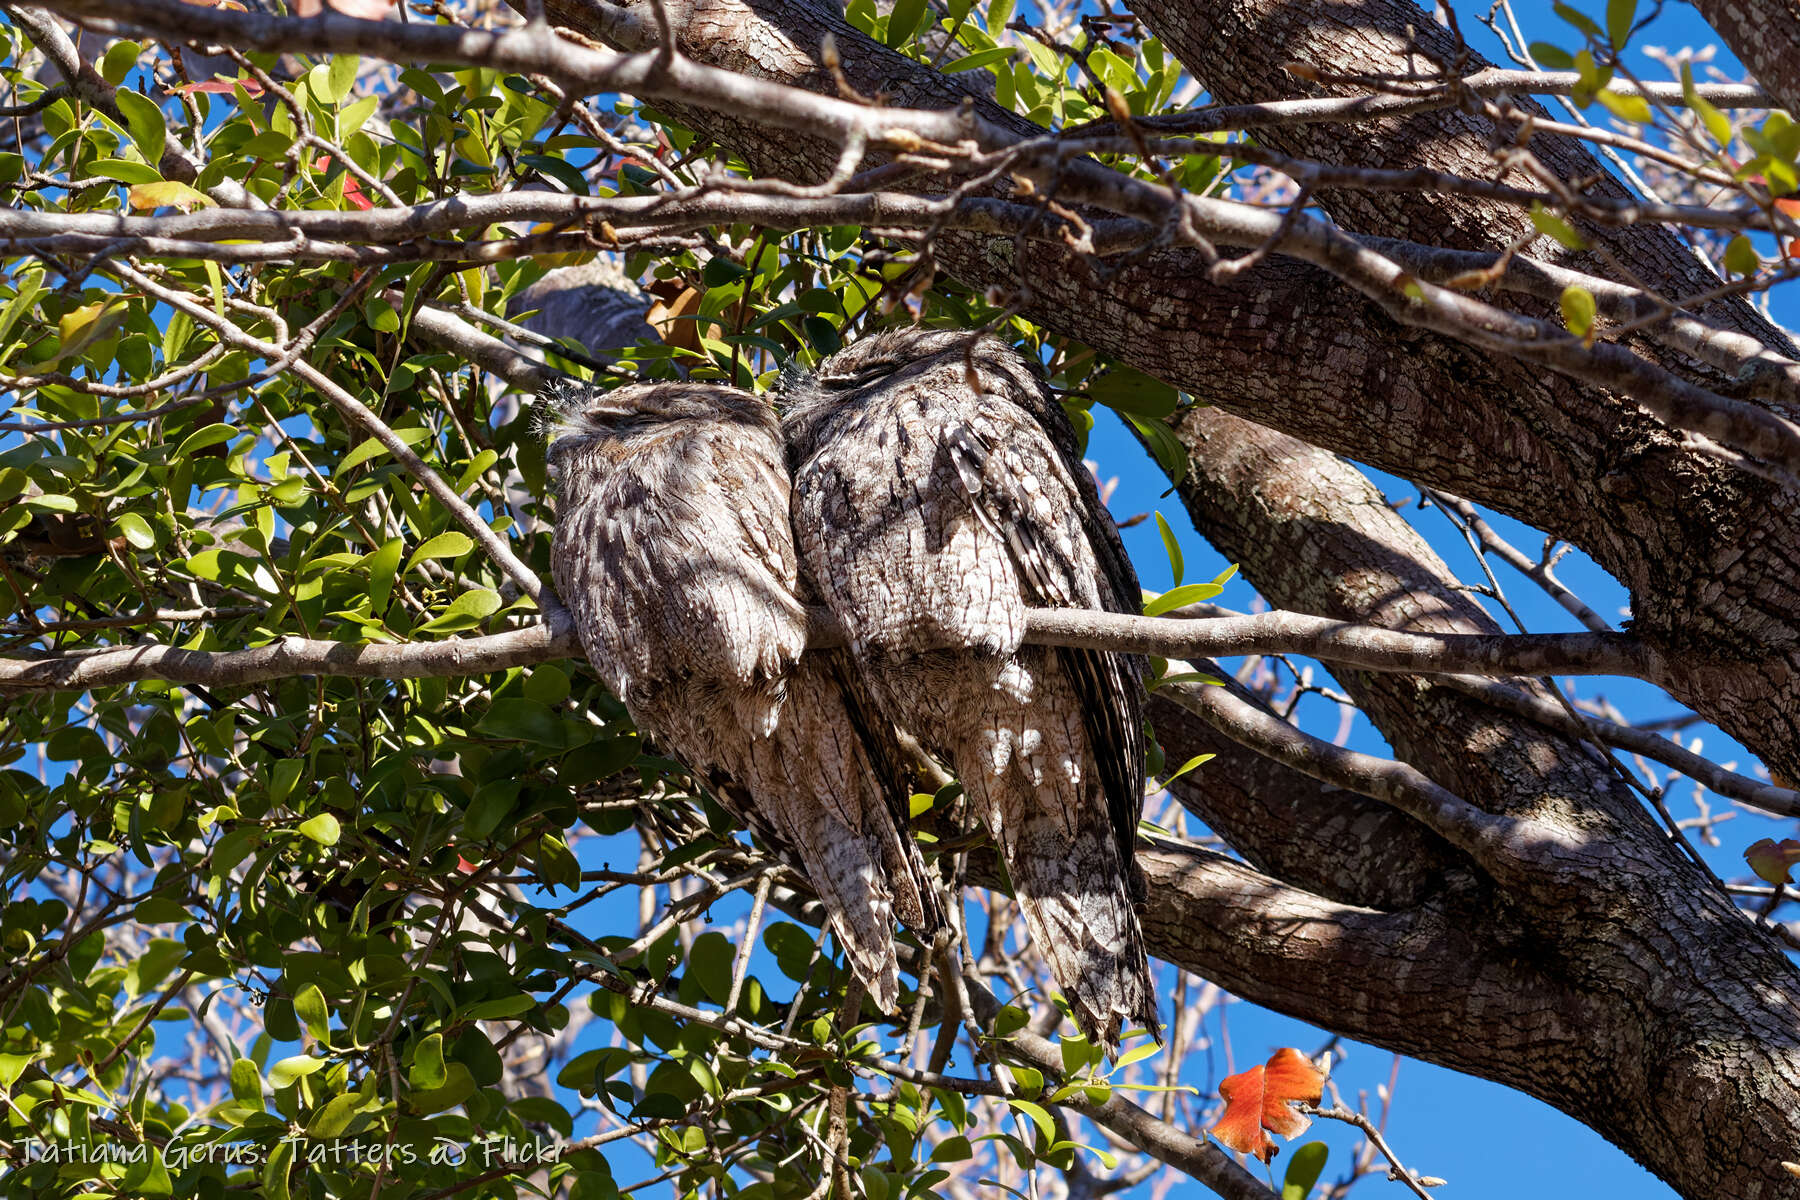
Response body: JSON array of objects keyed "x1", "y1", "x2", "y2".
[
  {"x1": 1149, "y1": 694, "x2": 1461, "y2": 910},
  {"x1": 1689, "y1": 0, "x2": 1800, "y2": 117}
]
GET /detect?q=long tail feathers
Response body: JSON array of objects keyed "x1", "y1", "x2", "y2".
[{"x1": 1002, "y1": 821, "x2": 1160, "y2": 1055}]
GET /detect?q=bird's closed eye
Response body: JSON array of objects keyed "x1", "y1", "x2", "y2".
[{"x1": 822, "y1": 362, "x2": 900, "y2": 392}]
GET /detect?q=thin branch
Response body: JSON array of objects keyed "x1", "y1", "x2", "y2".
[
  {"x1": 0, "y1": 606, "x2": 1663, "y2": 691},
  {"x1": 1029, "y1": 607, "x2": 1660, "y2": 681},
  {"x1": 1441, "y1": 673, "x2": 1800, "y2": 818},
  {"x1": 1155, "y1": 669, "x2": 1557, "y2": 869}
]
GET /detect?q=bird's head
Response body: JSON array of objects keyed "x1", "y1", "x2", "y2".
[
  {"x1": 785, "y1": 325, "x2": 982, "y2": 404},
  {"x1": 543, "y1": 379, "x2": 774, "y2": 455},
  {"x1": 777, "y1": 325, "x2": 1049, "y2": 425}
]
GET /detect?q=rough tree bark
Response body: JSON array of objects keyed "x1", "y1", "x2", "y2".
[
  {"x1": 1690, "y1": 0, "x2": 1800, "y2": 118},
  {"x1": 533, "y1": 1, "x2": 1800, "y2": 1196}
]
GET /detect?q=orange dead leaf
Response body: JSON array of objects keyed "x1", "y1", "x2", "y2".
[
  {"x1": 1210, "y1": 1048, "x2": 1327, "y2": 1163},
  {"x1": 646, "y1": 286, "x2": 720, "y2": 354},
  {"x1": 1775, "y1": 199, "x2": 1800, "y2": 258}
]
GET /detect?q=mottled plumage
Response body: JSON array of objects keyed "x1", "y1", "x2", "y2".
[
  {"x1": 780, "y1": 328, "x2": 1159, "y2": 1052},
  {"x1": 547, "y1": 380, "x2": 937, "y2": 1010}
]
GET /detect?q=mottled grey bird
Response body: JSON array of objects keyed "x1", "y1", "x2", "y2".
[
  {"x1": 546, "y1": 379, "x2": 938, "y2": 1010},
  {"x1": 780, "y1": 327, "x2": 1159, "y2": 1053}
]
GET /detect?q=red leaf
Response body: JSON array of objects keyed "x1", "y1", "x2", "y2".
[
  {"x1": 312, "y1": 154, "x2": 373, "y2": 210},
  {"x1": 168, "y1": 75, "x2": 264, "y2": 97},
  {"x1": 1210, "y1": 1048, "x2": 1327, "y2": 1163}
]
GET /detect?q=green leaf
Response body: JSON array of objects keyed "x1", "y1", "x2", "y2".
[
  {"x1": 364, "y1": 295, "x2": 400, "y2": 334},
  {"x1": 100, "y1": 40, "x2": 143, "y2": 86},
  {"x1": 113, "y1": 87, "x2": 167, "y2": 165},
  {"x1": 1122, "y1": 412, "x2": 1188, "y2": 485},
  {"x1": 230, "y1": 1058, "x2": 263, "y2": 1103},
  {"x1": 176, "y1": 422, "x2": 238, "y2": 459},
  {"x1": 1605, "y1": 0, "x2": 1636, "y2": 48},
  {"x1": 941, "y1": 46, "x2": 1016, "y2": 74},
  {"x1": 1530, "y1": 204, "x2": 1587, "y2": 250},
  {"x1": 1143, "y1": 581, "x2": 1223, "y2": 616},
  {"x1": 114, "y1": 512, "x2": 156, "y2": 550},
  {"x1": 931, "y1": 1136, "x2": 973, "y2": 1162},
  {"x1": 325, "y1": 54, "x2": 361, "y2": 106},
  {"x1": 53, "y1": 299, "x2": 130, "y2": 363},
  {"x1": 337, "y1": 436, "x2": 390, "y2": 475},
  {"x1": 1553, "y1": 2, "x2": 1603, "y2": 41},
  {"x1": 127, "y1": 181, "x2": 213, "y2": 212},
  {"x1": 340, "y1": 93, "x2": 379, "y2": 136},
  {"x1": 1724, "y1": 235, "x2": 1761, "y2": 277},
  {"x1": 362, "y1": 537, "x2": 403, "y2": 613},
  {"x1": 123, "y1": 938, "x2": 186, "y2": 999},
  {"x1": 409, "y1": 1034, "x2": 447, "y2": 1090},
  {"x1": 533, "y1": 833, "x2": 580, "y2": 891},
  {"x1": 306, "y1": 1092, "x2": 358, "y2": 1138},
  {"x1": 263, "y1": 1139, "x2": 294, "y2": 1200},
  {"x1": 1111, "y1": 1040, "x2": 1161, "y2": 1070},
  {"x1": 1283, "y1": 1142, "x2": 1331, "y2": 1200},
  {"x1": 293, "y1": 983, "x2": 329, "y2": 1042},
  {"x1": 418, "y1": 587, "x2": 502, "y2": 633},
  {"x1": 464, "y1": 780, "x2": 521, "y2": 839},
  {"x1": 269, "y1": 1054, "x2": 326, "y2": 1089},
  {"x1": 1596, "y1": 89, "x2": 1653, "y2": 125},
  {"x1": 1007, "y1": 1098, "x2": 1055, "y2": 1145},
  {"x1": 1154, "y1": 511, "x2": 1184, "y2": 586},
  {"x1": 404, "y1": 530, "x2": 474, "y2": 575},
  {"x1": 1090, "y1": 366, "x2": 1179, "y2": 418},
  {"x1": 1682, "y1": 64, "x2": 1734, "y2": 146},
  {"x1": 1560, "y1": 283, "x2": 1598, "y2": 338},
  {"x1": 885, "y1": 0, "x2": 928, "y2": 47},
  {"x1": 269, "y1": 759, "x2": 306, "y2": 805},
  {"x1": 86, "y1": 157, "x2": 164, "y2": 184},
  {"x1": 687, "y1": 931, "x2": 735, "y2": 1004},
  {"x1": 298, "y1": 813, "x2": 341, "y2": 846},
  {"x1": 0, "y1": 268, "x2": 44, "y2": 348},
  {"x1": 477, "y1": 697, "x2": 563, "y2": 744},
  {"x1": 1528, "y1": 42, "x2": 1574, "y2": 69},
  {"x1": 1164, "y1": 752, "x2": 1214, "y2": 785}
]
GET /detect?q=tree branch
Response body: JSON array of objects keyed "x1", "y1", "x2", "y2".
[
  {"x1": 0, "y1": 605, "x2": 1665, "y2": 690},
  {"x1": 38, "y1": 0, "x2": 1800, "y2": 474}
]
